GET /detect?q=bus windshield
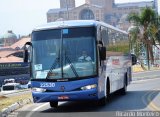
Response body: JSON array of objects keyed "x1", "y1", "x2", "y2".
[{"x1": 32, "y1": 27, "x2": 97, "y2": 80}]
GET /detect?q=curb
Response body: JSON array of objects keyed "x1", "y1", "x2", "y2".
[
  {"x1": 0, "y1": 89, "x2": 30, "y2": 97},
  {"x1": 0, "y1": 98, "x2": 33, "y2": 117},
  {"x1": 133, "y1": 69, "x2": 160, "y2": 74},
  {"x1": 132, "y1": 76, "x2": 160, "y2": 81}
]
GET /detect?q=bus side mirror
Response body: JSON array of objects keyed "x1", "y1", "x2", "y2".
[
  {"x1": 23, "y1": 42, "x2": 32, "y2": 63},
  {"x1": 99, "y1": 47, "x2": 106, "y2": 60},
  {"x1": 24, "y1": 49, "x2": 29, "y2": 63},
  {"x1": 131, "y1": 54, "x2": 137, "y2": 65}
]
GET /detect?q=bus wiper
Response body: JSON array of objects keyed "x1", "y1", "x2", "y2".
[
  {"x1": 46, "y1": 49, "x2": 79, "y2": 79},
  {"x1": 65, "y1": 55, "x2": 79, "y2": 78},
  {"x1": 46, "y1": 57, "x2": 60, "y2": 79}
]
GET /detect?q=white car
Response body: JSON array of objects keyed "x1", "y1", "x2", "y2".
[
  {"x1": 20, "y1": 81, "x2": 31, "y2": 89},
  {"x1": 1, "y1": 83, "x2": 21, "y2": 93}
]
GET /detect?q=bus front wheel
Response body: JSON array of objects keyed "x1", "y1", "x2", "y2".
[
  {"x1": 50, "y1": 101, "x2": 58, "y2": 108},
  {"x1": 97, "y1": 79, "x2": 110, "y2": 106},
  {"x1": 98, "y1": 97, "x2": 106, "y2": 106}
]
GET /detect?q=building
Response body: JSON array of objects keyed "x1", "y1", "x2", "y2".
[
  {"x1": 0, "y1": 30, "x2": 18, "y2": 47},
  {"x1": 47, "y1": 0, "x2": 157, "y2": 31},
  {"x1": 85, "y1": 0, "x2": 106, "y2": 7},
  {"x1": 60, "y1": 0, "x2": 75, "y2": 9},
  {"x1": 0, "y1": 37, "x2": 31, "y2": 86},
  {"x1": 47, "y1": 3, "x2": 104, "y2": 22},
  {"x1": 0, "y1": 37, "x2": 31, "y2": 62}
]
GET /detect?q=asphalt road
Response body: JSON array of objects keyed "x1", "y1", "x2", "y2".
[{"x1": 11, "y1": 77, "x2": 160, "y2": 117}]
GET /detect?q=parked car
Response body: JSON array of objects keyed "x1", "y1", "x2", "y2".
[
  {"x1": 27, "y1": 81, "x2": 31, "y2": 88},
  {"x1": 1, "y1": 83, "x2": 21, "y2": 91},
  {"x1": 20, "y1": 81, "x2": 31, "y2": 89}
]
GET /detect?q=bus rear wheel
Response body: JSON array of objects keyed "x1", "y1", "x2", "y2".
[
  {"x1": 120, "y1": 82, "x2": 127, "y2": 95},
  {"x1": 50, "y1": 101, "x2": 58, "y2": 108},
  {"x1": 119, "y1": 75, "x2": 127, "y2": 95}
]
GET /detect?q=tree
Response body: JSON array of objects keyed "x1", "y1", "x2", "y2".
[{"x1": 128, "y1": 7, "x2": 160, "y2": 70}]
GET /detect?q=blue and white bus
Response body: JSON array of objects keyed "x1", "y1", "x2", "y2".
[{"x1": 24, "y1": 20, "x2": 136, "y2": 107}]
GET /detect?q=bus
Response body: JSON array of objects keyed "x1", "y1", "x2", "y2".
[{"x1": 24, "y1": 20, "x2": 137, "y2": 107}]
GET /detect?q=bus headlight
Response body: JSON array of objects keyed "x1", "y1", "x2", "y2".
[
  {"x1": 81, "y1": 84, "x2": 97, "y2": 90},
  {"x1": 32, "y1": 87, "x2": 46, "y2": 92}
]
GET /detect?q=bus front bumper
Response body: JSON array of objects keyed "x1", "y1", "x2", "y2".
[{"x1": 32, "y1": 89, "x2": 98, "y2": 103}]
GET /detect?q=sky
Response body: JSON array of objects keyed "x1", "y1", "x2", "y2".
[{"x1": 0, "y1": 0, "x2": 159, "y2": 36}]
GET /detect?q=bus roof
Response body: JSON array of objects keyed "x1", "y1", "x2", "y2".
[{"x1": 33, "y1": 20, "x2": 128, "y2": 34}]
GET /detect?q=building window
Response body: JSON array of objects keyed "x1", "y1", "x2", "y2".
[
  {"x1": 79, "y1": 9, "x2": 95, "y2": 20},
  {"x1": 74, "y1": 15, "x2": 77, "y2": 19}
]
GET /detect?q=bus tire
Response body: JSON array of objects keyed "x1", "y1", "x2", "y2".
[
  {"x1": 50, "y1": 101, "x2": 58, "y2": 108},
  {"x1": 120, "y1": 74, "x2": 127, "y2": 95},
  {"x1": 98, "y1": 97, "x2": 106, "y2": 106},
  {"x1": 97, "y1": 79, "x2": 110, "y2": 106},
  {"x1": 106, "y1": 78, "x2": 110, "y2": 100}
]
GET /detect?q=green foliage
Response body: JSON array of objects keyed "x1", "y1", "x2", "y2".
[
  {"x1": 127, "y1": 12, "x2": 140, "y2": 24},
  {"x1": 108, "y1": 44, "x2": 129, "y2": 54},
  {"x1": 140, "y1": 7, "x2": 156, "y2": 25},
  {"x1": 127, "y1": 7, "x2": 160, "y2": 69}
]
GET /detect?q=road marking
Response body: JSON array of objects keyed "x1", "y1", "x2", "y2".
[
  {"x1": 25, "y1": 103, "x2": 48, "y2": 117},
  {"x1": 147, "y1": 90, "x2": 160, "y2": 111},
  {"x1": 25, "y1": 102, "x2": 65, "y2": 117},
  {"x1": 148, "y1": 101, "x2": 160, "y2": 111},
  {"x1": 142, "y1": 91, "x2": 151, "y2": 109},
  {"x1": 142, "y1": 88, "x2": 160, "y2": 111}
]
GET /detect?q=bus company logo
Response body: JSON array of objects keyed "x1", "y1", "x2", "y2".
[
  {"x1": 60, "y1": 86, "x2": 65, "y2": 91},
  {"x1": 112, "y1": 59, "x2": 120, "y2": 65}
]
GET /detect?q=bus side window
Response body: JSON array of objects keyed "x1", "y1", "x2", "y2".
[{"x1": 101, "y1": 28, "x2": 109, "y2": 46}]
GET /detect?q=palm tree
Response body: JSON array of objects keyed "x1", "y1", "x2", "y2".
[
  {"x1": 128, "y1": 7, "x2": 159, "y2": 70},
  {"x1": 128, "y1": 25, "x2": 147, "y2": 70}
]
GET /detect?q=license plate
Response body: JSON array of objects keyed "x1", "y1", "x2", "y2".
[{"x1": 58, "y1": 96, "x2": 69, "y2": 100}]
